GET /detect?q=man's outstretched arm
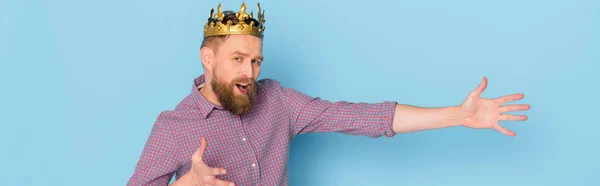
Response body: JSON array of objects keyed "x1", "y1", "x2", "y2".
[{"x1": 391, "y1": 77, "x2": 530, "y2": 136}]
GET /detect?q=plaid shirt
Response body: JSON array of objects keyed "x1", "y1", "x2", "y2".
[{"x1": 127, "y1": 74, "x2": 397, "y2": 186}]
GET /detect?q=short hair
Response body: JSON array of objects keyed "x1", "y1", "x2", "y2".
[{"x1": 200, "y1": 10, "x2": 261, "y2": 53}]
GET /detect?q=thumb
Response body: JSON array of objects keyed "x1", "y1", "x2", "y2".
[
  {"x1": 469, "y1": 77, "x2": 487, "y2": 98},
  {"x1": 192, "y1": 136, "x2": 207, "y2": 163},
  {"x1": 494, "y1": 124, "x2": 516, "y2": 136}
]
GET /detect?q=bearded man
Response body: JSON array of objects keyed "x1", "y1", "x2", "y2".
[{"x1": 127, "y1": 3, "x2": 531, "y2": 186}]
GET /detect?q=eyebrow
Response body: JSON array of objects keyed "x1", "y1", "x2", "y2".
[{"x1": 232, "y1": 50, "x2": 264, "y2": 61}]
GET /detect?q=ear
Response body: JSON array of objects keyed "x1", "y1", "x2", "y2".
[{"x1": 200, "y1": 46, "x2": 215, "y2": 71}]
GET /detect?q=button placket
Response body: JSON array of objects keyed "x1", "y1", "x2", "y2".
[{"x1": 237, "y1": 116, "x2": 261, "y2": 183}]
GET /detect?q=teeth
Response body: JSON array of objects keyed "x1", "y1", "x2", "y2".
[{"x1": 239, "y1": 83, "x2": 248, "y2": 86}]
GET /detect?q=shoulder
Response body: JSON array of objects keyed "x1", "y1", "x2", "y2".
[
  {"x1": 257, "y1": 78, "x2": 303, "y2": 94},
  {"x1": 152, "y1": 94, "x2": 204, "y2": 129},
  {"x1": 257, "y1": 78, "x2": 282, "y2": 89},
  {"x1": 256, "y1": 78, "x2": 285, "y2": 96},
  {"x1": 256, "y1": 78, "x2": 314, "y2": 103}
]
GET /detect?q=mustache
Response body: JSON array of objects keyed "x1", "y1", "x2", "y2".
[{"x1": 231, "y1": 77, "x2": 255, "y2": 84}]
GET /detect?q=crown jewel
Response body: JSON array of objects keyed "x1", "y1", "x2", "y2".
[{"x1": 203, "y1": 2, "x2": 266, "y2": 38}]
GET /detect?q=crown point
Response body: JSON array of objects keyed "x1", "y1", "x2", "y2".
[
  {"x1": 257, "y1": 2, "x2": 261, "y2": 12},
  {"x1": 203, "y1": 2, "x2": 266, "y2": 39}
]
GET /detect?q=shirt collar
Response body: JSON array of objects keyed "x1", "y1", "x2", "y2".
[{"x1": 190, "y1": 74, "x2": 220, "y2": 119}]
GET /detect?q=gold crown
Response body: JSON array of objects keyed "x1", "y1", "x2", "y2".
[{"x1": 203, "y1": 2, "x2": 266, "y2": 38}]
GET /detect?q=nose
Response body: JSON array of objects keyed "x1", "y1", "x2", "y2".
[{"x1": 241, "y1": 61, "x2": 254, "y2": 78}]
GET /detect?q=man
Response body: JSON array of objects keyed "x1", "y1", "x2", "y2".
[{"x1": 127, "y1": 3, "x2": 530, "y2": 186}]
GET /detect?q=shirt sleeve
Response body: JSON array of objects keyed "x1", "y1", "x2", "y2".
[
  {"x1": 127, "y1": 112, "x2": 181, "y2": 186},
  {"x1": 279, "y1": 84, "x2": 398, "y2": 138}
]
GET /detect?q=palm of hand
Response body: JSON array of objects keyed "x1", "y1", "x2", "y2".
[{"x1": 459, "y1": 77, "x2": 530, "y2": 136}]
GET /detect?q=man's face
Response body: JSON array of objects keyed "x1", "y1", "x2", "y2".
[{"x1": 209, "y1": 35, "x2": 263, "y2": 115}]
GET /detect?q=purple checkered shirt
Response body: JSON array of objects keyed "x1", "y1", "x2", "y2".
[{"x1": 127, "y1": 74, "x2": 398, "y2": 186}]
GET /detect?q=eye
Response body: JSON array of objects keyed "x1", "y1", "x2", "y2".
[
  {"x1": 251, "y1": 59, "x2": 262, "y2": 65},
  {"x1": 233, "y1": 57, "x2": 243, "y2": 62}
]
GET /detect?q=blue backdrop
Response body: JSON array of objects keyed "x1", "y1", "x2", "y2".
[{"x1": 1, "y1": 0, "x2": 599, "y2": 185}]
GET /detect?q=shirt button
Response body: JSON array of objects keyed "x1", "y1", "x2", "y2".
[
  {"x1": 242, "y1": 138, "x2": 247, "y2": 142},
  {"x1": 251, "y1": 163, "x2": 256, "y2": 167}
]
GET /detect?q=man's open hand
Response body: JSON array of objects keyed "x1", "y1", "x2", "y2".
[
  {"x1": 172, "y1": 137, "x2": 235, "y2": 186},
  {"x1": 190, "y1": 137, "x2": 235, "y2": 186},
  {"x1": 460, "y1": 77, "x2": 531, "y2": 136}
]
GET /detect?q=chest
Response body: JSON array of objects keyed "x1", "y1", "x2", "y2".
[{"x1": 176, "y1": 102, "x2": 292, "y2": 170}]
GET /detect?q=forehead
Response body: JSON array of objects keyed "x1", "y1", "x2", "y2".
[{"x1": 218, "y1": 35, "x2": 263, "y2": 54}]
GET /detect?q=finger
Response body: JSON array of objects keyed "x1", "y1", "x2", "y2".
[
  {"x1": 499, "y1": 114, "x2": 528, "y2": 121},
  {"x1": 203, "y1": 176, "x2": 235, "y2": 186},
  {"x1": 494, "y1": 93, "x2": 525, "y2": 104},
  {"x1": 202, "y1": 175, "x2": 217, "y2": 185},
  {"x1": 469, "y1": 77, "x2": 488, "y2": 98},
  {"x1": 499, "y1": 104, "x2": 531, "y2": 113},
  {"x1": 214, "y1": 179, "x2": 235, "y2": 186},
  {"x1": 494, "y1": 124, "x2": 516, "y2": 136},
  {"x1": 192, "y1": 136, "x2": 208, "y2": 163},
  {"x1": 207, "y1": 167, "x2": 227, "y2": 176}
]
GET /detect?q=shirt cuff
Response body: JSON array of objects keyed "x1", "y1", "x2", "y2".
[{"x1": 364, "y1": 101, "x2": 397, "y2": 138}]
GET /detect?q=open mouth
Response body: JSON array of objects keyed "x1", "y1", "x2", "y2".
[{"x1": 235, "y1": 83, "x2": 251, "y2": 94}]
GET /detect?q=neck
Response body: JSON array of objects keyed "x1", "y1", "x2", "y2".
[{"x1": 199, "y1": 83, "x2": 222, "y2": 106}]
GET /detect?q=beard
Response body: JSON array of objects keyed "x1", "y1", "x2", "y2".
[{"x1": 211, "y1": 73, "x2": 257, "y2": 116}]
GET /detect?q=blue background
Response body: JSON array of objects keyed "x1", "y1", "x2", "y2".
[{"x1": 1, "y1": 0, "x2": 598, "y2": 185}]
